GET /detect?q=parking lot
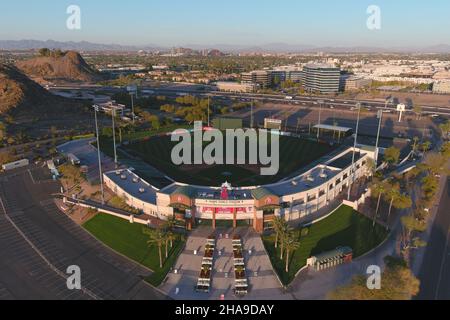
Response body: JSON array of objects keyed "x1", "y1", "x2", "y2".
[{"x1": 0, "y1": 166, "x2": 167, "y2": 300}]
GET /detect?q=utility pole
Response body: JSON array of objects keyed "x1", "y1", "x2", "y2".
[
  {"x1": 93, "y1": 105, "x2": 105, "y2": 205},
  {"x1": 347, "y1": 102, "x2": 361, "y2": 201},
  {"x1": 374, "y1": 109, "x2": 383, "y2": 165}
]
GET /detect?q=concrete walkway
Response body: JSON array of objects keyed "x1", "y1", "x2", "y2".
[{"x1": 160, "y1": 227, "x2": 285, "y2": 300}]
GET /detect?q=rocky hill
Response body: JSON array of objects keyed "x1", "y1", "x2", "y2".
[
  {"x1": 15, "y1": 50, "x2": 102, "y2": 83},
  {"x1": 0, "y1": 64, "x2": 57, "y2": 114},
  {"x1": 0, "y1": 63, "x2": 92, "y2": 139}
]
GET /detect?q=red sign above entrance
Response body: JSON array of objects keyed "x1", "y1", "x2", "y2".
[{"x1": 201, "y1": 207, "x2": 249, "y2": 214}]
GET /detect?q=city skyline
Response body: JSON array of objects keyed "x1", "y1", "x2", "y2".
[{"x1": 1, "y1": 0, "x2": 450, "y2": 48}]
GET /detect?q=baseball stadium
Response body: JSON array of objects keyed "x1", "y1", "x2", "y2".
[{"x1": 102, "y1": 120, "x2": 375, "y2": 233}]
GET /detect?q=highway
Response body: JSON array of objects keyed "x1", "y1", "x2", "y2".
[{"x1": 49, "y1": 84, "x2": 450, "y2": 117}]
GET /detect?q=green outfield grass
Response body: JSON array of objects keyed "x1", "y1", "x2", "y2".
[
  {"x1": 262, "y1": 205, "x2": 389, "y2": 285},
  {"x1": 125, "y1": 133, "x2": 334, "y2": 186},
  {"x1": 83, "y1": 213, "x2": 185, "y2": 287}
]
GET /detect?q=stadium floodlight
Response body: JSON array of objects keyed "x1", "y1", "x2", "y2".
[
  {"x1": 93, "y1": 105, "x2": 105, "y2": 205},
  {"x1": 111, "y1": 106, "x2": 118, "y2": 167},
  {"x1": 317, "y1": 100, "x2": 324, "y2": 139},
  {"x1": 374, "y1": 110, "x2": 383, "y2": 166},
  {"x1": 250, "y1": 100, "x2": 254, "y2": 129},
  {"x1": 127, "y1": 85, "x2": 138, "y2": 125},
  {"x1": 347, "y1": 102, "x2": 362, "y2": 201},
  {"x1": 207, "y1": 95, "x2": 210, "y2": 127}
]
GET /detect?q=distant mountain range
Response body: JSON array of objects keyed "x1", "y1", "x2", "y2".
[
  {"x1": 0, "y1": 40, "x2": 164, "y2": 52},
  {"x1": 1, "y1": 39, "x2": 450, "y2": 54}
]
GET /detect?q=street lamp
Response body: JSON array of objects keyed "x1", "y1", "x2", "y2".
[
  {"x1": 347, "y1": 102, "x2": 362, "y2": 201},
  {"x1": 93, "y1": 105, "x2": 105, "y2": 205}
]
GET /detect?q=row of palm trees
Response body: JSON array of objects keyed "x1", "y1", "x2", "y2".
[
  {"x1": 370, "y1": 177, "x2": 412, "y2": 229},
  {"x1": 272, "y1": 217, "x2": 300, "y2": 273},
  {"x1": 142, "y1": 216, "x2": 178, "y2": 269}
]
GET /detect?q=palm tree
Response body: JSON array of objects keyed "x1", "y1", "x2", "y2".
[
  {"x1": 164, "y1": 216, "x2": 177, "y2": 248},
  {"x1": 420, "y1": 141, "x2": 432, "y2": 155},
  {"x1": 272, "y1": 217, "x2": 285, "y2": 249},
  {"x1": 165, "y1": 231, "x2": 175, "y2": 257},
  {"x1": 371, "y1": 179, "x2": 389, "y2": 227},
  {"x1": 279, "y1": 223, "x2": 292, "y2": 260},
  {"x1": 284, "y1": 233, "x2": 300, "y2": 273},
  {"x1": 412, "y1": 137, "x2": 420, "y2": 155},
  {"x1": 385, "y1": 185, "x2": 412, "y2": 230},
  {"x1": 143, "y1": 227, "x2": 165, "y2": 268}
]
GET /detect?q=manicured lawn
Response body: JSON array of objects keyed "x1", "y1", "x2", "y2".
[
  {"x1": 125, "y1": 133, "x2": 334, "y2": 186},
  {"x1": 262, "y1": 205, "x2": 389, "y2": 285},
  {"x1": 83, "y1": 213, "x2": 185, "y2": 286}
]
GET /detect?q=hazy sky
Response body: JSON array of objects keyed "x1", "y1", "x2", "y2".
[{"x1": 1, "y1": 0, "x2": 449, "y2": 47}]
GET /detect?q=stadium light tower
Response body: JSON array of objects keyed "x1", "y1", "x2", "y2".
[
  {"x1": 374, "y1": 109, "x2": 383, "y2": 165},
  {"x1": 347, "y1": 102, "x2": 362, "y2": 201},
  {"x1": 317, "y1": 100, "x2": 324, "y2": 140},
  {"x1": 207, "y1": 95, "x2": 211, "y2": 127},
  {"x1": 127, "y1": 85, "x2": 137, "y2": 125},
  {"x1": 93, "y1": 105, "x2": 105, "y2": 205},
  {"x1": 250, "y1": 100, "x2": 255, "y2": 129},
  {"x1": 111, "y1": 106, "x2": 118, "y2": 167}
]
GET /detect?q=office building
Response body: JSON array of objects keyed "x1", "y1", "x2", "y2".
[
  {"x1": 215, "y1": 81, "x2": 258, "y2": 93},
  {"x1": 302, "y1": 64, "x2": 341, "y2": 94},
  {"x1": 433, "y1": 81, "x2": 450, "y2": 94},
  {"x1": 241, "y1": 70, "x2": 271, "y2": 88}
]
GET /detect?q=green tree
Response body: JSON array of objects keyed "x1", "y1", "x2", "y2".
[
  {"x1": 143, "y1": 228, "x2": 166, "y2": 268},
  {"x1": 420, "y1": 141, "x2": 432, "y2": 155},
  {"x1": 0, "y1": 122, "x2": 7, "y2": 142},
  {"x1": 284, "y1": 232, "x2": 300, "y2": 273},
  {"x1": 413, "y1": 105, "x2": 422, "y2": 120},
  {"x1": 164, "y1": 216, "x2": 178, "y2": 248},
  {"x1": 424, "y1": 152, "x2": 446, "y2": 175},
  {"x1": 329, "y1": 256, "x2": 420, "y2": 300},
  {"x1": 400, "y1": 215, "x2": 427, "y2": 260},
  {"x1": 272, "y1": 216, "x2": 286, "y2": 249},
  {"x1": 278, "y1": 222, "x2": 291, "y2": 260},
  {"x1": 371, "y1": 179, "x2": 390, "y2": 226},
  {"x1": 384, "y1": 183, "x2": 412, "y2": 229},
  {"x1": 441, "y1": 142, "x2": 450, "y2": 159},
  {"x1": 439, "y1": 120, "x2": 450, "y2": 139},
  {"x1": 412, "y1": 136, "x2": 420, "y2": 154},
  {"x1": 384, "y1": 146, "x2": 400, "y2": 165},
  {"x1": 38, "y1": 48, "x2": 51, "y2": 57}
]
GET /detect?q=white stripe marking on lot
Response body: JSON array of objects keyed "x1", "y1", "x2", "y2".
[{"x1": 0, "y1": 196, "x2": 101, "y2": 300}]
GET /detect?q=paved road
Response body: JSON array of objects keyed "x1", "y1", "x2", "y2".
[
  {"x1": 50, "y1": 84, "x2": 450, "y2": 115},
  {"x1": 0, "y1": 166, "x2": 167, "y2": 300},
  {"x1": 417, "y1": 178, "x2": 450, "y2": 300}
]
